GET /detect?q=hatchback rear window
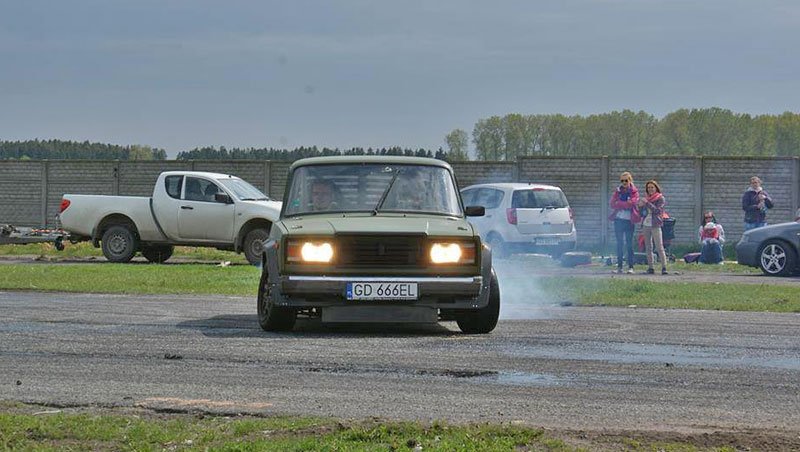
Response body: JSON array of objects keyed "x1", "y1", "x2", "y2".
[{"x1": 511, "y1": 189, "x2": 568, "y2": 209}]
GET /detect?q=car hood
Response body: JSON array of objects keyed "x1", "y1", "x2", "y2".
[
  {"x1": 281, "y1": 214, "x2": 474, "y2": 238},
  {"x1": 744, "y1": 221, "x2": 800, "y2": 237},
  {"x1": 239, "y1": 199, "x2": 282, "y2": 211}
]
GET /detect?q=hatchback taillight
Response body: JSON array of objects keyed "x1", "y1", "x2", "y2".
[
  {"x1": 568, "y1": 207, "x2": 574, "y2": 222},
  {"x1": 506, "y1": 208, "x2": 517, "y2": 225},
  {"x1": 59, "y1": 198, "x2": 71, "y2": 213}
]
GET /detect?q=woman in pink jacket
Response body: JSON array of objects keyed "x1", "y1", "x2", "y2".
[{"x1": 609, "y1": 172, "x2": 640, "y2": 273}]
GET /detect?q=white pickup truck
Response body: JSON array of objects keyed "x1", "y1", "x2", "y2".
[{"x1": 58, "y1": 171, "x2": 282, "y2": 265}]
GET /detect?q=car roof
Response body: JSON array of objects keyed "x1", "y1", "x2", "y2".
[
  {"x1": 160, "y1": 171, "x2": 242, "y2": 180},
  {"x1": 460, "y1": 182, "x2": 563, "y2": 191},
  {"x1": 289, "y1": 155, "x2": 453, "y2": 172}
]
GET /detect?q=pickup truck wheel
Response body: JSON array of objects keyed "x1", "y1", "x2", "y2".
[
  {"x1": 257, "y1": 265, "x2": 296, "y2": 331},
  {"x1": 456, "y1": 269, "x2": 500, "y2": 334},
  {"x1": 101, "y1": 225, "x2": 138, "y2": 263},
  {"x1": 141, "y1": 245, "x2": 174, "y2": 264},
  {"x1": 244, "y1": 228, "x2": 269, "y2": 266}
]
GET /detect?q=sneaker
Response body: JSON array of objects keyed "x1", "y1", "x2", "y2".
[
  {"x1": 661, "y1": 268, "x2": 668, "y2": 275},
  {"x1": 626, "y1": 268, "x2": 635, "y2": 274},
  {"x1": 646, "y1": 268, "x2": 654, "y2": 274}
]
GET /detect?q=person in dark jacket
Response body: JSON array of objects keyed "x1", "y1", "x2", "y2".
[
  {"x1": 742, "y1": 176, "x2": 773, "y2": 231},
  {"x1": 609, "y1": 171, "x2": 640, "y2": 273}
]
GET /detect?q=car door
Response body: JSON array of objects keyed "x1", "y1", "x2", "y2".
[
  {"x1": 177, "y1": 176, "x2": 236, "y2": 242},
  {"x1": 469, "y1": 187, "x2": 504, "y2": 239}
]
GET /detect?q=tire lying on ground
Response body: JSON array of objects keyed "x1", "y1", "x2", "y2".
[{"x1": 560, "y1": 251, "x2": 592, "y2": 267}]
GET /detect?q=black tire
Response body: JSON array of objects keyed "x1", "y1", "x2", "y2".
[
  {"x1": 560, "y1": 251, "x2": 592, "y2": 267},
  {"x1": 243, "y1": 228, "x2": 269, "y2": 266},
  {"x1": 141, "y1": 245, "x2": 174, "y2": 264},
  {"x1": 257, "y1": 265, "x2": 296, "y2": 331},
  {"x1": 758, "y1": 240, "x2": 797, "y2": 277},
  {"x1": 456, "y1": 269, "x2": 500, "y2": 334},
  {"x1": 487, "y1": 234, "x2": 507, "y2": 259},
  {"x1": 101, "y1": 225, "x2": 138, "y2": 263}
]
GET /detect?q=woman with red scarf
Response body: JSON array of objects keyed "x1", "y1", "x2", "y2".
[{"x1": 637, "y1": 180, "x2": 668, "y2": 274}]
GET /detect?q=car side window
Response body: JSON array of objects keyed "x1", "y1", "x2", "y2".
[
  {"x1": 460, "y1": 188, "x2": 476, "y2": 206},
  {"x1": 474, "y1": 188, "x2": 504, "y2": 209},
  {"x1": 184, "y1": 177, "x2": 222, "y2": 202},
  {"x1": 165, "y1": 175, "x2": 183, "y2": 200}
]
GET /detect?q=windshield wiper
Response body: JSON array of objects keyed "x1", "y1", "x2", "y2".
[
  {"x1": 539, "y1": 205, "x2": 556, "y2": 213},
  {"x1": 240, "y1": 197, "x2": 270, "y2": 201},
  {"x1": 372, "y1": 168, "x2": 402, "y2": 215}
]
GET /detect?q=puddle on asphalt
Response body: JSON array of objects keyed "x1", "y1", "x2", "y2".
[{"x1": 502, "y1": 343, "x2": 800, "y2": 371}]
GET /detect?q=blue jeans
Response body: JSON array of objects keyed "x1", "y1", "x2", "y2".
[
  {"x1": 614, "y1": 219, "x2": 635, "y2": 269},
  {"x1": 744, "y1": 222, "x2": 767, "y2": 231},
  {"x1": 699, "y1": 240, "x2": 723, "y2": 264}
]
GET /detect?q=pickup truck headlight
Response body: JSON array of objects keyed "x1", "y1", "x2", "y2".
[
  {"x1": 430, "y1": 242, "x2": 476, "y2": 264},
  {"x1": 287, "y1": 240, "x2": 334, "y2": 263}
]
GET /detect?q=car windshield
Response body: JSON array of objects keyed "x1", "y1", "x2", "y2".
[
  {"x1": 284, "y1": 163, "x2": 462, "y2": 217},
  {"x1": 219, "y1": 178, "x2": 270, "y2": 201},
  {"x1": 511, "y1": 189, "x2": 568, "y2": 209}
]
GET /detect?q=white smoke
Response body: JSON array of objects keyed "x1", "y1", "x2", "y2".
[{"x1": 493, "y1": 255, "x2": 561, "y2": 320}]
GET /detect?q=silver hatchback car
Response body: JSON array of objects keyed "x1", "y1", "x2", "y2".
[{"x1": 460, "y1": 183, "x2": 577, "y2": 258}]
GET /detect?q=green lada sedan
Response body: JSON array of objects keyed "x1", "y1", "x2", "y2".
[{"x1": 257, "y1": 156, "x2": 500, "y2": 333}]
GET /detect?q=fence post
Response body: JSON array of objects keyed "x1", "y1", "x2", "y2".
[
  {"x1": 512, "y1": 160, "x2": 520, "y2": 182},
  {"x1": 600, "y1": 156, "x2": 609, "y2": 253},
  {"x1": 793, "y1": 157, "x2": 799, "y2": 216},
  {"x1": 41, "y1": 160, "x2": 49, "y2": 227},
  {"x1": 264, "y1": 161, "x2": 272, "y2": 197},
  {"x1": 694, "y1": 156, "x2": 704, "y2": 226}
]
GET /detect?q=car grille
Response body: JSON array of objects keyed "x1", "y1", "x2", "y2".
[{"x1": 336, "y1": 235, "x2": 423, "y2": 268}]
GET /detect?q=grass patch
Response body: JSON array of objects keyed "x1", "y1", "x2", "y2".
[
  {"x1": 0, "y1": 242, "x2": 248, "y2": 263},
  {"x1": 0, "y1": 263, "x2": 260, "y2": 296},
  {"x1": 0, "y1": 404, "x2": 753, "y2": 451},
  {"x1": 531, "y1": 277, "x2": 800, "y2": 312}
]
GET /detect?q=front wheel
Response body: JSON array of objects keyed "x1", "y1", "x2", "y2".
[
  {"x1": 758, "y1": 240, "x2": 796, "y2": 277},
  {"x1": 141, "y1": 245, "x2": 174, "y2": 264},
  {"x1": 101, "y1": 225, "x2": 138, "y2": 263},
  {"x1": 456, "y1": 269, "x2": 500, "y2": 334},
  {"x1": 257, "y1": 265, "x2": 296, "y2": 331},
  {"x1": 243, "y1": 228, "x2": 269, "y2": 266}
]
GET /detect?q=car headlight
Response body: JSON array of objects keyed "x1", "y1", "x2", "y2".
[
  {"x1": 430, "y1": 242, "x2": 476, "y2": 264},
  {"x1": 287, "y1": 240, "x2": 334, "y2": 263}
]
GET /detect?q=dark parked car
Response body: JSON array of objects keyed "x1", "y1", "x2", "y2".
[{"x1": 736, "y1": 222, "x2": 800, "y2": 276}]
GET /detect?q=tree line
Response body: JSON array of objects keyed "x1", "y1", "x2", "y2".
[
  {"x1": 449, "y1": 108, "x2": 800, "y2": 161},
  {"x1": 0, "y1": 140, "x2": 166, "y2": 160},
  {"x1": 3, "y1": 108, "x2": 799, "y2": 161},
  {"x1": 175, "y1": 146, "x2": 447, "y2": 160}
]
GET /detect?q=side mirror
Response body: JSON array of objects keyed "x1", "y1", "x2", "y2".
[
  {"x1": 465, "y1": 205, "x2": 485, "y2": 217},
  {"x1": 215, "y1": 193, "x2": 233, "y2": 204}
]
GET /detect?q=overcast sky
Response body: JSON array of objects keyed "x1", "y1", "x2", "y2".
[{"x1": 1, "y1": 0, "x2": 798, "y2": 157}]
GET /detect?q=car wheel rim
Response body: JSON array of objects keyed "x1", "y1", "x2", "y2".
[
  {"x1": 108, "y1": 234, "x2": 127, "y2": 254},
  {"x1": 250, "y1": 238, "x2": 264, "y2": 256},
  {"x1": 760, "y1": 244, "x2": 786, "y2": 274}
]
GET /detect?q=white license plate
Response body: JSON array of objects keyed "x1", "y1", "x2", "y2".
[
  {"x1": 346, "y1": 282, "x2": 418, "y2": 300},
  {"x1": 536, "y1": 238, "x2": 559, "y2": 245}
]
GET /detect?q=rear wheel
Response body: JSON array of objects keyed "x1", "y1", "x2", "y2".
[
  {"x1": 257, "y1": 265, "x2": 296, "y2": 331},
  {"x1": 101, "y1": 225, "x2": 138, "y2": 263},
  {"x1": 758, "y1": 240, "x2": 796, "y2": 277},
  {"x1": 456, "y1": 269, "x2": 500, "y2": 334},
  {"x1": 243, "y1": 228, "x2": 269, "y2": 266},
  {"x1": 141, "y1": 245, "x2": 174, "y2": 264}
]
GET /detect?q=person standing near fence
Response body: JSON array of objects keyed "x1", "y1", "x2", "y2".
[
  {"x1": 742, "y1": 176, "x2": 773, "y2": 230},
  {"x1": 637, "y1": 180, "x2": 669, "y2": 274},
  {"x1": 609, "y1": 171, "x2": 640, "y2": 274}
]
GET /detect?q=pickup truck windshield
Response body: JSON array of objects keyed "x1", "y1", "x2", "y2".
[
  {"x1": 284, "y1": 164, "x2": 462, "y2": 217},
  {"x1": 219, "y1": 178, "x2": 269, "y2": 201}
]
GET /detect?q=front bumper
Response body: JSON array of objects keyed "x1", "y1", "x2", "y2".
[
  {"x1": 735, "y1": 240, "x2": 759, "y2": 267},
  {"x1": 275, "y1": 275, "x2": 488, "y2": 309}
]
